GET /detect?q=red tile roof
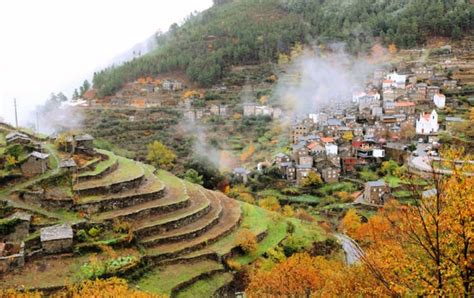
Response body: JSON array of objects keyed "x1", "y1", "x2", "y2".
[
  {"x1": 320, "y1": 137, "x2": 334, "y2": 143},
  {"x1": 395, "y1": 101, "x2": 415, "y2": 107}
]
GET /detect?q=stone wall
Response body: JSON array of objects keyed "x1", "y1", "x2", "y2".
[
  {"x1": 75, "y1": 186, "x2": 166, "y2": 214},
  {"x1": 74, "y1": 175, "x2": 144, "y2": 197},
  {"x1": 76, "y1": 160, "x2": 119, "y2": 183},
  {"x1": 0, "y1": 242, "x2": 25, "y2": 273},
  {"x1": 137, "y1": 203, "x2": 210, "y2": 239},
  {"x1": 42, "y1": 238, "x2": 73, "y2": 254}
]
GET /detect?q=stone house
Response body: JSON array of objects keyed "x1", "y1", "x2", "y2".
[
  {"x1": 243, "y1": 103, "x2": 257, "y2": 117},
  {"x1": 295, "y1": 165, "x2": 314, "y2": 185},
  {"x1": 427, "y1": 86, "x2": 440, "y2": 100},
  {"x1": 64, "y1": 134, "x2": 94, "y2": 153},
  {"x1": 233, "y1": 167, "x2": 251, "y2": 183},
  {"x1": 307, "y1": 142, "x2": 325, "y2": 156},
  {"x1": 6, "y1": 132, "x2": 32, "y2": 146},
  {"x1": 20, "y1": 152, "x2": 50, "y2": 177},
  {"x1": 364, "y1": 180, "x2": 388, "y2": 205},
  {"x1": 443, "y1": 80, "x2": 457, "y2": 89},
  {"x1": 59, "y1": 158, "x2": 77, "y2": 172},
  {"x1": 394, "y1": 101, "x2": 415, "y2": 114},
  {"x1": 384, "y1": 142, "x2": 409, "y2": 164},
  {"x1": 286, "y1": 165, "x2": 296, "y2": 181},
  {"x1": 4, "y1": 212, "x2": 31, "y2": 242},
  {"x1": 321, "y1": 167, "x2": 339, "y2": 183},
  {"x1": 274, "y1": 153, "x2": 290, "y2": 166},
  {"x1": 292, "y1": 142, "x2": 309, "y2": 160},
  {"x1": 298, "y1": 155, "x2": 313, "y2": 167},
  {"x1": 40, "y1": 224, "x2": 73, "y2": 253},
  {"x1": 292, "y1": 123, "x2": 311, "y2": 144},
  {"x1": 412, "y1": 65, "x2": 433, "y2": 80}
]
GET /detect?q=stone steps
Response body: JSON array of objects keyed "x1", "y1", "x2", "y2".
[
  {"x1": 133, "y1": 181, "x2": 211, "y2": 239},
  {"x1": 145, "y1": 194, "x2": 241, "y2": 261},
  {"x1": 140, "y1": 186, "x2": 223, "y2": 246}
]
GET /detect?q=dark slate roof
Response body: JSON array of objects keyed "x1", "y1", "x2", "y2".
[
  {"x1": 59, "y1": 158, "x2": 77, "y2": 168},
  {"x1": 6, "y1": 131, "x2": 29, "y2": 140},
  {"x1": 233, "y1": 167, "x2": 250, "y2": 174},
  {"x1": 40, "y1": 224, "x2": 73, "y2": 241},
  {"x1": 367, "y1": 180, "x2": 386, "y2": 187},
  {"x1": 29, "y1": 151, "x2": 50, "y2": 160}
]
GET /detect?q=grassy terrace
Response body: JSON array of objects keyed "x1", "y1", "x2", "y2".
[
  {"x1": 77, "y1": 150, "x2": 117, "y2": 178},
  {"x1": 74, "y1": 156, "x2": 144, "y2": 190},
  {"x1": 188, "y1": 202, "x2": 326, "y2": 265},
  {"x1": 175, "y1": 272, "x2": 233, "y2": 298},
  {"x1": 77, "y1": 166, "x2": 164, "y2": 204},
  {"x1": 135, "y1": 260, "x2": 223, "y2": 296}
]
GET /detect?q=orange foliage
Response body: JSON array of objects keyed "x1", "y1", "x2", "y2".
[{"x1": 240, "y1": 143, "x2": 255, "y2": 162}]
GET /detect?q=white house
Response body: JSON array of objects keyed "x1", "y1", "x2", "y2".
[
  {"x1": 325, "y1": 143, "x2": 338, "y2": 156},
  {"x1": 416, "y1": 110, "x2": 439, "y2": 135},
  {"x1": 386, "y1": 72, "x2": 407, "y2": 89},
  {"x1": 433, "y1": 93, "x2": 446, "y2": 109}
]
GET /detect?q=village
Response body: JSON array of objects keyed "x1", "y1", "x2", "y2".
[{"x1": 231, "y1": 56, "x2": 472, "y2": 208}]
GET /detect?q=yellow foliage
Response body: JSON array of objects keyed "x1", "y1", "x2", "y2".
[
  {"x1": 258, "y1": 196, "x2": 280, "y2": 212},
  {"x1": 281, "y1": 205, "x2": 295, "y2": 217},
  {"x1": 225, "y1": 258, "x2": 242, "y2": 271},
  {"x1": 237, "y1": 228, "x2": 258, "y2": 254},
  {"x1": 388, "y1": 43, "x2": 397, "y2": 54}
]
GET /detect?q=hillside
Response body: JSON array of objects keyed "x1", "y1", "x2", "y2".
[
  {"x1": 0, "y1": 127, "x2": 327, "y2": 296},
  {"x1": 92, "y1": 0, "x2": 474, "y2": 96}
]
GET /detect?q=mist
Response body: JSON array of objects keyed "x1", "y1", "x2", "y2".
[
  {"x1": 275, "y1": 45, "x2": 380, "y2": 119},
  {"x1": 0, "y1": 0, "x2": 213, "y2": 128}
]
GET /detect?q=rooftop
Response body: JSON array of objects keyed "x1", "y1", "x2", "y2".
[
  {"x1": 29, "y1": 151, "x2": 50, "y2": 160},
  {"x1": 40, "y1": 224, "x2": 73, "y2": 242},
  {"x1": 366, "y1": 180, "x2": 386, "y2": 187}
]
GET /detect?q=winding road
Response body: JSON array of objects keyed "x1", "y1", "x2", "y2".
[{"x1": 335, "y1": 233, "x2": 364, "y2": 265}]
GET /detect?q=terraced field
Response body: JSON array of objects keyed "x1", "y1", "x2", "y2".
[{"x1": 1, "y1": 144, "x2": 324, "y2": 297}]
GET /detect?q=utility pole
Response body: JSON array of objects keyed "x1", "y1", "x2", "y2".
[{"x1": 13, "y1": 98, "x2": 18, "y2": 128}]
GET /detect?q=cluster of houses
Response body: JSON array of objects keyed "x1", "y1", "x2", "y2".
[
  {"x1": 266, "y1": 62, "x2": 457, "y2": 205},
  {"x1": 106, "y1": 78, "x2": 184, "y2": 108}
]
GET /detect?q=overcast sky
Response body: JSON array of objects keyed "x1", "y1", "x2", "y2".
[{"x1": 0, "y1": 0, "x2": 212, "y2": 125}]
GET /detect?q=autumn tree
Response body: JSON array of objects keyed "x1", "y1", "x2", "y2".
[
  {"x1": 146, "y1": 141, "x2": 176, "y2": 170},
  {"x1": 352, "y1": 147, "x2": 474, "y2": 296},
  {"x1": 301, "y1": 171, "x2": 323, "y2": 187},
  {"x1": 237, "y1": 228, "x2": 258, "y2": 254},
  {"x1": 339, "y1": 209, "x2": 362, "y2": 236},
  {"x1": 258, "y1": 196, "x2": 280, "y2": 212}
]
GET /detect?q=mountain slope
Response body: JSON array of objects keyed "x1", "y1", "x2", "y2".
[{"x1": 92, "y1": 0, "x2": 474, "y2": 96}]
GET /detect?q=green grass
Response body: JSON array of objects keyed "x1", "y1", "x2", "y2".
[
  {"x1": 284, "y1": 194, "x2": 321, "y2": 204},
  {"x1": 384, "y1": 175, "x2": 402, "y2": 188},
  {"x1": 78, "y1": 166, "x2": 164, "y2": 204},
  {"x1": 135, "y1": 260, "x2": 223, "y2": 296},
  {"x1": 175, "y1": 272, "x2": 233, "y2": 298},
  {"x1": 318, "y1": 182, "x2": 357, "y2": 196},
  {"x1": 74, "y1": 156, "x2": 144, "y2": 190},
  {"x1": 77, "y1": 150, "x2": 117, "y2": 178},
  {"x1": 0, "y1": 132, "x2": 5, "y2": 147},
  {"x1": 393, "y1": 190, "x2": 412, "y2": 198},
  {"x1": 358, "y1": 168, "x2": 380, "y2": 182}
]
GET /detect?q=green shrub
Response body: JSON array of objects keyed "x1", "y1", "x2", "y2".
[
  {"x1": 0, "y1": 217, "x2": 21, "y2": 236},
  {"x1": 76, "y1": 229, "x2": 88, "y2": 242},
  {"x1": 88, "y1": 227, "x2": 101, "y2": 238}
]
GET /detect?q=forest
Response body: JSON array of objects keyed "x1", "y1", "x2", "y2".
[{"x1": 92, "y1": 0, "x2": 473, "y2": 97}]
